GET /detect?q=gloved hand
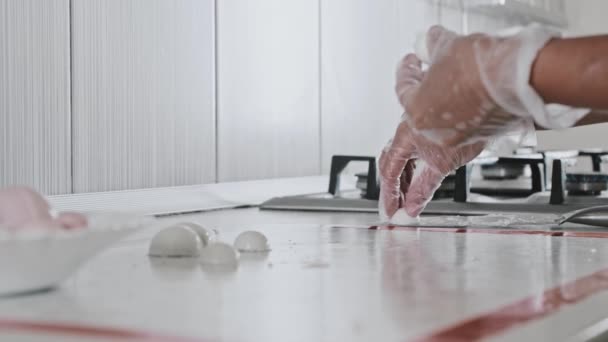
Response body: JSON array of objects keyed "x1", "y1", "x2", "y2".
[
  {"x1": 379, "y1": 119, "x2": 485, "y2": 220},
  {"x1": 396, "y1": 24, "x2": 573, "y2": 147},
  {"x1": 0, "y1": 186, "x2": 87, "y2": 229}
]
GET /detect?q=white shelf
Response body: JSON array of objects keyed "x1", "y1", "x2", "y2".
[{"x1": 466, "y1": 0, "x2": 568, "y2": 28}]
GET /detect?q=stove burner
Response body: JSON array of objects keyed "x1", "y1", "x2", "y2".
[
  {"x1": 457, "y1": 156, "x2": 545, "y2": 202},
  {"x1": 335, "y1": 152, "x2": 608, "y2": 204},
  {"x1": 356, "y1": 171, "x2": 455, "y2": 199},
  {"x1": 579, "y1": 150, "x2": 608, "y2": 172},
  {"x1": 329, "y1": 156, "x2": 379, "y2": 200},
  {"x1": 355, "y1": 172, "x2": 368, "y2": 192},
  {"x1": 481, "y1": 163, "x2": 525, "y2": 180},
  {"x1": 566, "y1": 173, "x2": 608, "y2": 196}
]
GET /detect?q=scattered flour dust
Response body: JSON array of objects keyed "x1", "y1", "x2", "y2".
[
  {"x1": 304, "y1": 260, "x2": 330, "y2": 269},
  {"x1": 389, "y1": 210, "x2": 420, "y2": 226}
]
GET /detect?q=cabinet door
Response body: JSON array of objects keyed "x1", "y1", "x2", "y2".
[
  {"x1": 0, "y1": 0, "x2": 71, "y2": 195},
  {"x1": 320, "y1": 0, "x2": 431, "y2": 172},
  {"x1": 71, "y1": 0, "x2": 216, "y2": 192},
  {"x1": 217, "y1": 0, "x2": 320, "y2": 181}
]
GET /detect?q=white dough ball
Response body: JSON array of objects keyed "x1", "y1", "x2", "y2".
[
  {"x1": 234, "y1": 231, "x2": 270, "y2": 252},
  {"x1": 149, "y1": 226, "x2": 202, "y2": 258},
  {"x1": 176, "y1": 222, "x2": 210, "y2": 246},
  {"x1": 390, "y1": 210, "x2": 421, "y2": 226},
  {"x1": 200, "y1": 242, "x2": 239, "y2": 266},
  {"x1": 414, "y1": 31, "x2": 431, "y2": 64}
]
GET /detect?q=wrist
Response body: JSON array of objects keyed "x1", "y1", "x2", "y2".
[
  {"x1": 532, "y1": 35, "x2": 608, "y2": 109},
  {"x1": 481, "y1": 25, "x2": 573, "y2": 129}
]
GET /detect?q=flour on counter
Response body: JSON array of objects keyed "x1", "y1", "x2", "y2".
[{"x1": 389, "y1": 210, "x2": 421, "y2": 226}]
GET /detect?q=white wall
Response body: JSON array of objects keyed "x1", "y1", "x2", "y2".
[
  {"x1": 2, "y1": 0, "x2": 605, "y2": 193},
  {"x1": 0, "y1": 0, "x2": 71, "y2": 195},
  {"x1": 321, "y1": 0, "x2": 608, "y2": 162},
  {"x1": 563, "y1": 0, "x2": 608, "y2": 36},
  {"x1": 320, "y1": 0, "x2": 511, "y2": 172},
  {"x1": 536, "y1": 0, "x2": 608, "y2": 151},
  {"x1": 320, "y1": 0, "x2": 420, "y2": 172},
  {"x1": 71, "y1": 0, "x2": 216, "y2": 192},
  {"x1": 217, "y1": 0, "x2": 320, "y2": 182}
]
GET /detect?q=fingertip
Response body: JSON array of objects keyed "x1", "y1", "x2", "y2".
[
  {"x1": 426, "y1": 25, "x2": 457, "y2": 60},
  {"x1": 406, "y1": 206, "x2": 423, "y2": 218},
  {"x1": 396, "y1": 54, "x2": 422, "y2": 78},
  {"x1": 379, "y1": 192, "x2": 399, "y2": 221},
  {"x1": 404, "y1": 166, "x2": 446, "y2": 216},
  {"x1": 426, "y1": 25, "x2": 444, "y2": 50},
  {"x1": 403, "y1": 53, "x2": 421, "y2": 66},
  {"x1": 427, "y1": 25, "x2": 446, "y2": 38}
]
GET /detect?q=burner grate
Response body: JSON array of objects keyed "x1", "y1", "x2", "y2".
[{"x1": 565, "y1": 173, "x2": 608, "y2": 196}]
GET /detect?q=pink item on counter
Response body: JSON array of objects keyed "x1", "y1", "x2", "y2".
[
  {"x1": 56, "y1": 212, "x2": 89, "y2": 229},
  {"x1": 0, "y1": 186, "x2": 52, "y2": 228},
  {"x1": 0, "y1": 186, "x2": 88, "y2": 229}
]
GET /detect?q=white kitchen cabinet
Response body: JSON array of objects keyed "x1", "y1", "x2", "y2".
[
  {"x1": 0, "y1": 0, "x2": 71, "y2": 195},
  {"x1": 71, "y1": 0, "x2": 216, "y2": 192},
  {"x1": 217, "y1": 0, "x2": 320, "y2": 181},
  {"x1": 320, "y1": 0, "x2": 431, "y2": 172}
]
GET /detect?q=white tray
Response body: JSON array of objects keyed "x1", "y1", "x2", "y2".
[{"x1": 0, "y1": 213, "x2": 150, "y2": 296}]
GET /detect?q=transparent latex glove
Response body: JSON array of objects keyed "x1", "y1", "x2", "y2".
[
  {"x1": 0, "y1": 186, "x2": 87, "y2": 230},
  {"x1": 396, "y1": 25, "x2": 563, "y2": 147},
  {"x1": 379, "y1": 119, "x2": 485, "y2": 220}
]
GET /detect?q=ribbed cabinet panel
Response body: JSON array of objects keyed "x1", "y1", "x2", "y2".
[
  {"x1": 216, "y1": 0, "x2": 320, "y2": 181},
  {"x1": 71, "y1": 0, "x2": 216, "y2": 192},
  {"x1": 0, "y1": 0, "x2": 71, "y2": 195}
]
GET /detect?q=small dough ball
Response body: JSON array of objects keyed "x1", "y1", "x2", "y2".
[
  {"x1": 56, "y1": 212, "x2": 88, "y2": 229},
  {"x1": 234, "y1": 231, "x2": 270, "y2": 252},
  {"x1": 200, "y1": 242, "x2": 239, "y2": 266},
  {"x1": 414, "y1": 31, "x2": 431, "y2": 64},
  {"x1": 176, "y1": 222, "x2": 210, "y2": 246},
  {"x1": 149, "y1": 226, "x2": 202, "y2": 258},
  {"x1": 390, "y1": 210, "x2": 420, "y2": 226}
]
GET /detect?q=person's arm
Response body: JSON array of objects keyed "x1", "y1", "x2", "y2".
[{"x1": 531, "y1": 36, "x2": 608, "y2": 109}]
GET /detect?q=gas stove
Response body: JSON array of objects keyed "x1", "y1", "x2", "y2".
[{"x1": 261, "y1": 150, "x2": 608, "y2": 216}]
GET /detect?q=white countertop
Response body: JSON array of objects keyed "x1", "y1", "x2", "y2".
[
  {"x1": 48, "y1": 176, "x2": 337, "y2": 216},
  {"x1": 3, "y1": 176, "x2": 608, "y2": 341}
]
